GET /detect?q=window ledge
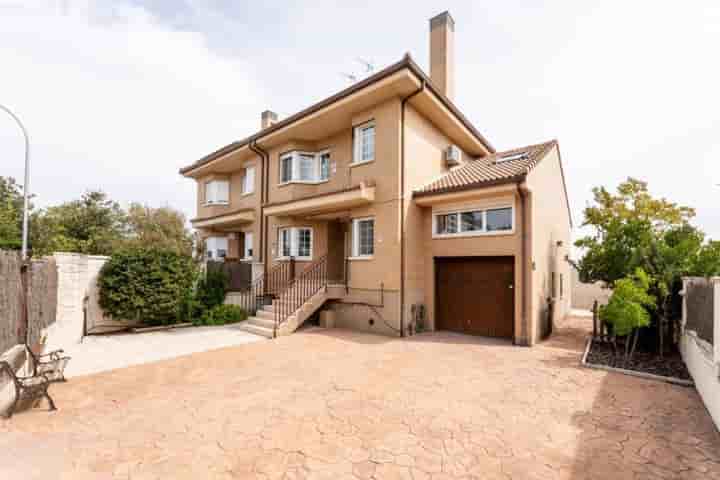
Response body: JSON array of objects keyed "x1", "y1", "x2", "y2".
[
  {"x1": 432, "y1": 230, "x2": 515, "y2": 239},
  {"x1": 348, "y1": 256, "x2": 374, "y2": 261},
  {"x1": 203, "y1": 202, "x2": 229, "y2": 207},
  {"x1": 241, "y1": 192, "x2": 254, "y2": 197},
  {"x1": 349, "y1": 159, "x2": 374, "y2": 168},
  {"x1": 278, "y1": 180, "x2": 329, "y2": 187},
  {"x1": 275, "y1": 256, "x2": 313, "y2": 262}
]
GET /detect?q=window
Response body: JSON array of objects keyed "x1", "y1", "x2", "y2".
[
  {"x1": 319, "y1": 151, "x2": 330, "y2": 181},
  {"x1": 352, "y1": 218, "x2": 374, "y2": 257},
  {"x1": 560, "y1": 273, "x2": 564, "y2": 299},
  {"x1": 353, "y1": 121, "x2": 375, "y2": 164},
  {"x1": 486, "y1": 207, "x2": 513, "y2": 232},
  {"x1": 279, "y1": 151, "x2": 331, "y2": 184},
  {"x1": 277, "y1": 227, "x2": 313, "y2": 260},
  {"x1": 243, "y1": 232, "x2": 253, "y2": 260},
  {"x1": 206, "y1": 236, "x2": 229, "y2": 260},
  {"x1": 242, "y1": 166, "x2": 255, "y2": 194},
  {"x1": 205, "y1": 180, "x2": 229, "y2": 205},
  {"x1": 433, "y1": 206, "x2": 513, "y2": 237}
]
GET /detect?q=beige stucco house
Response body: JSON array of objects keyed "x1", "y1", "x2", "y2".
[{"x1": 179, "y1": 11, "x2": 572, "y2": 346}]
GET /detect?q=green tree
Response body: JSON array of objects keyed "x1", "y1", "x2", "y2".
[
  {"x1": 0, "y1": 176, "x2": 27, "y2": 250},
  {"x1": 122, "y1": 203, "x2": 193, "y2": 255},
  {"x1": 576, "y1": 178, "x2": 720, "y2": 356},
  {"x1": 31, "y1": 190, "x2": 127, "y2": 256},
  {"x1": 600, "y1": 268, "x2": 655, "y2": 361}
]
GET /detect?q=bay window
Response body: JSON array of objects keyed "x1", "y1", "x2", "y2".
[
  {"x1": 205, "y1": 180, "x2": 229, "y2": 205},
  {"x1": 352, "y1": 217, "x2": 375, "y2": 258},
  {"x1": 206, "y1": 236, "x2": 229, "y2": 260},
  {"x1": 434, "y1": 206, "x2": 514, "y2": 237},
  {"x1": 353, "y1": 121, "x2": 375, "y2": 164},
  {"x1": 279, "y1": 151, "x2": 331, "y2": 184},
  {"x1": 277, "y1": 227, "x2": 313, "y2": 260},
  {"x1": 241, "y1": 166, "x2": 255, "y2": 195}
]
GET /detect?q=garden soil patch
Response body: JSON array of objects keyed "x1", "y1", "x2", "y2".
[{"x1": 586, "y1": 339, "x2": 691, "y2": 381}]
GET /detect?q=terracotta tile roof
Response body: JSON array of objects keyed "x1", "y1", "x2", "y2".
[{"x1": 413, "y1": 140, "x2": 557, "y2": 197}]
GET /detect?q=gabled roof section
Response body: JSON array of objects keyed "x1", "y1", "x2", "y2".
[
  {"x1": 179, "y1": 54, "x2": 494, "y2": 176},
  {"x1": 413, "y1": 140, "x2": 557, "y2": 197}
]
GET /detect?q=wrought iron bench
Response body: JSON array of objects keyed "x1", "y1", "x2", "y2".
[
  {"x1": 26, "y1": 346, "x2": 71, "y2": 383},
  {"x1": 0, "y1": 361, "x2": 56, "y2": 419}
]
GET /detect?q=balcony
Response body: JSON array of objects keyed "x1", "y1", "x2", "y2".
[
  {"x1": 264, "y1": 183, "x2": 375, "y2": 218},
  {"x1": 190, "y1": 208, "x2": 255, "y2": 231}
]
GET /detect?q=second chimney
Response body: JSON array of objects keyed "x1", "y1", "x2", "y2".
[
  {"x1": 429, "y1": 11, "x2": 455, "y2": 100},
  {"x1": 261, "y1": 110, "x2": 278, "y2": 129}
]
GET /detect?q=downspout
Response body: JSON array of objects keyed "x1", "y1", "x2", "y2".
[
  {"x1": 249, "y1": 141, "x2": 269, "y2": 275},
  {"x1": 399, "y1": 78, "x2": 426, "y2": 337},
  {"x1": 517, "y1": 180, "x2": 531, "y2": 346}
]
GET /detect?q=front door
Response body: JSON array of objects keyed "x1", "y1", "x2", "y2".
[{"x1": 326, "y1": 221, "x2": 346, "y2": 283}]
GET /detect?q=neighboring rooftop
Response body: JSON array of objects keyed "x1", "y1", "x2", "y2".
[{"x1": 414, "y1": 140, "x2": 558, "y2": 197}]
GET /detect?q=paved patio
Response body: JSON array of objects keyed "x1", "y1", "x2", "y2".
[{"x1": 1, "y1": 316, "x2": 718, "y2": 479}]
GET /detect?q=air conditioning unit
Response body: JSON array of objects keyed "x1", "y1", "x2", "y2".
[{"x1": 444, "y1": 145, "x2": 461, "y2": 167}]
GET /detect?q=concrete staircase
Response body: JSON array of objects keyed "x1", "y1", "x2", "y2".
[{"x1": 237, "y1": 284, "x2": 345, "y2": 339}]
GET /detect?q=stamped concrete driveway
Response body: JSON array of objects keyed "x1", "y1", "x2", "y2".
[{"x1": 1, "y1": 316, "x2": 719, "y2": 479}]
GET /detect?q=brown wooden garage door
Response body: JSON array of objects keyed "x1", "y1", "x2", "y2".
[{"x1": 435, "y1": 257, "x2": 515, "y2": 338}]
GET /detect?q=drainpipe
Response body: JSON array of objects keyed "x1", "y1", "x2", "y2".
[
  {"x1": 399, "y1": 77, "x2": 426, "y2": 337},
  {"x1": 249, "y1": 141, "x2": 270, "y2": 278},
  {"x1": 517, "y1": 180, "x2": 531, "y2": 346}
]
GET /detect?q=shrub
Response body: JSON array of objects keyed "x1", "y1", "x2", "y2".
[
  {"x1": 98, "y1": 247, "x2": 197, "y2": 326},
  {"x1": 195, "y1": 304, "x2": 247, "y2": 326},
  {"x1": 195, "y1": 266, "x2": 228, "y2": 312},
  {"x1": 600, "y1": 268, "x2": 655, "y2": 337}
]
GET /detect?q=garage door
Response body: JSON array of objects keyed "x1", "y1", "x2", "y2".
[{"x1": 435, "y1": 257, "x2": 515, "y2": 338}]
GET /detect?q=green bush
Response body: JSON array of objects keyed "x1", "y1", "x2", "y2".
[
  {"x1": 195, "y1": 266, "x2": 228, "y2": 312},
  {"x1": 195, "y1": 304, "x2": 247, "y2": 326},
  {"x1": 600, "y1": 268, "x2": 655, "y2": 337},
  {"x1": 98, "y1": 247, "x2": 197, "y2": 326}
]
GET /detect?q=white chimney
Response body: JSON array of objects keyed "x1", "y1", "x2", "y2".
[
  {"x1": 429, "y1": 11, "x2": 455, "y2": 100},
  {"x1": 261, "y1": 110, "x2": 278, "y2": 129}
]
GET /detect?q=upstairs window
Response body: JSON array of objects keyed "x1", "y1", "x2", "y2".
[
  {"x1": 353, "y1": 121, "x2": 375, "y2": 164},
  {"x1": 434, "y1": 206, "x2": 514, "y2": 238},
  {"x1": 352, "y1": 217, "x2": 375, "y2": 258},
  {"x1": 278, "y1": 151, "x2": 331, "y2": 184},
  {"x1": 205, "y1": 180, "x2": 229, "y2": 205},
  {"x1": 241, "y1": 166, "x2": 255, "y2": 195},
  {"x1": 277, "y1": 227, "x2": 313, "y2": 260}
]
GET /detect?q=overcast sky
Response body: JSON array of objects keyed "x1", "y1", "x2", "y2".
[{"x1": 1, "y1": 1, "x2": 719, "y2": 242}]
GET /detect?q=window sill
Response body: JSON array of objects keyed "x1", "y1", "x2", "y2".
[
  {"x1": 240, "y1": 192, "x2": 254, "y2": 197},
  {"x1": 278, "y1": 180, "x2": 329, "y2": 187},
  {"x1": 348, "y1": 256, "x2": 374, "y2": 261},
  {"x1": 349, "y1": 159, "x2": 374, "y2": 168},
  {"x1": 432, "y1": 229, "x2": 515, "y2": 239},
  {"x1": 276, "y1": 256, "x2": 312, "y2": 262},
  {"x1": 203, "y1": 202, "x2": 229, "y2": 207}
]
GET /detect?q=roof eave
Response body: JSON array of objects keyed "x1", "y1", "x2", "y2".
[{"x1": 413, "y1": 174, "x2": 527, "y2": 199}]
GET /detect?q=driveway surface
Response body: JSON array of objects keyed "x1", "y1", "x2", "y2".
[{"x1": 1, "y1": 316, "x2": 719, "y2": 479}]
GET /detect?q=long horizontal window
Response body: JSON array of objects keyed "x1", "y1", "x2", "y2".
[
  {"x1": 278, "y1": 151, "x2": 330, "y2": 184},
  {"x1": 434, "y1": 206, "x2": 513, "y2": 237},
  {"x1": 277, "y1": 227, "x2": 313, "y2": 260}
]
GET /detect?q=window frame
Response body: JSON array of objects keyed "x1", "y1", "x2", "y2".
[
  {"x1": 243, "y1": 231, "x2": 254, "y2": 260},
  {"x1": 351, "y1": 217, "x2": 375, "y2": 259},
  {"x1": 204, "y1": 179, "x2": 230, "y2": 205},
  {"x1": 278, "y1": 151, "x2": 331, "y2": 185},
  {"x1": 352, "y1": 120, "x2": 375, "y2": 165},
  {"x1": 276, "y1": 226, "x2": 313, "y2": 261},
  {"x1": 206, "y1": 236, "x2": 229, "y2": 260},
  {"x1": 432, "y1": 204, "x2": 515, "y2": 239},
  {"x1": 241, "y1": 166, "x2": 255, "y2": 195}
]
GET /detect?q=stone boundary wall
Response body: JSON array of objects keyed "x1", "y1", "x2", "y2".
[{"x1": 571, "y1": 268, "x2": 611, "y2": 311}]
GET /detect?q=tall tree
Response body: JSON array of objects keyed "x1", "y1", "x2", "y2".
[
  {"x1": 0, "y1": 176, "x2": 27, "y2": 250},
  {"x1": 123, "y1": 203, "x2": 193, "y2": 255},
  {"x1": 31, "y1": 191, "x2": 127, "y2": 256}
]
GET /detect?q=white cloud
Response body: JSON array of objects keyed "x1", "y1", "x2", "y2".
[{"x1": 0, "y1": 1, "x2": 267, "y2": 218}]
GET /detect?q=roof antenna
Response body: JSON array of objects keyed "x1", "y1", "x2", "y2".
[{"x1": 356, "y1": 58, "x2": 375, "y2": 73}]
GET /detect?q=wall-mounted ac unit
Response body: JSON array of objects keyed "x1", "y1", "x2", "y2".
[{"x1": 444, "y1": 145, "x2": 461, "y2": 167}]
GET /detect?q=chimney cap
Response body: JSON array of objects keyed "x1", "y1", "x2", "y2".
[{"x1": 430, "y1": 11, "x2": 455, "y2": 31}]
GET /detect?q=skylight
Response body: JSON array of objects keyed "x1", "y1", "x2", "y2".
[{"x1": 495, "y1": 152, "x2": 528, "y2": 164}]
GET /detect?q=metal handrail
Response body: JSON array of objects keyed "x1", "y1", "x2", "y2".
[
  {"x1": 274, "y1": 255, "x2": 328, "y2": 335},
  {"x1": 265, "y1": 257, "x2": 296, "y2": 296}
]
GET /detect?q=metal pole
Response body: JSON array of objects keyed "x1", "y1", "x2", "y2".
[{"x1": 0, "y1": 104, "x2": 30, "y2": 260}]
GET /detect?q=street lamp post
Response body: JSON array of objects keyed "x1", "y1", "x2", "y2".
[{"x1": 0, "y1": 104, "x2": 30, "y2": 260}]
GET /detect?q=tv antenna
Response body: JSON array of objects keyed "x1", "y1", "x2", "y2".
[
  {"x1": 340, "y1": 72, "x2": 357, "y2": 83},
  {"x1": 356, "y1": 58, "x2": 375, "y2": 73}
]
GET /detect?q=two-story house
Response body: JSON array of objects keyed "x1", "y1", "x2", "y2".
[{"x1": 179, "y1": 11, "x2": 572, "y2": 346}]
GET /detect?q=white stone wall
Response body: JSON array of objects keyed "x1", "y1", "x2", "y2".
[
  {"x1": 681, "y1": 277, "x2": 720, "y2": 431},
  {"x1": 45, "y1": 253, "x2": 139, "y2": 350},
  {"x1": 571, "y1": 268, "x2": 611, "y2": 311}
]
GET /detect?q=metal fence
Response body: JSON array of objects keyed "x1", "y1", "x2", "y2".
[
  {"x1": 685, "y1": 278, "x2": 714, "y2": 345},
  {"x1": 207, "y1": 260, "x2": 252, "y2": 292}
]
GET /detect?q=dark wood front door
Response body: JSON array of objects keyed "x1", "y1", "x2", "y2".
[
  {"x1": 435, "y1": 257, "x2": 515, "y2": 338},
  {"x1": 326, "y1": 221, "x2": 345, "y2": 283}
]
